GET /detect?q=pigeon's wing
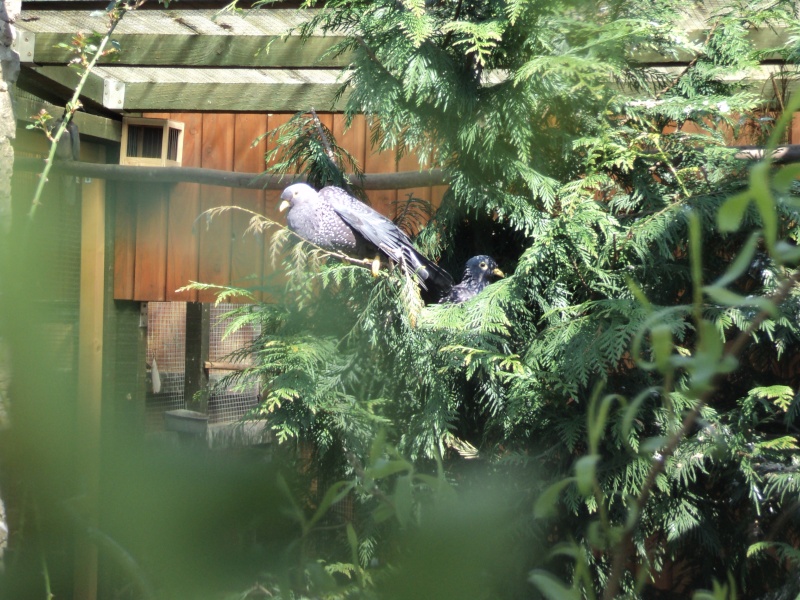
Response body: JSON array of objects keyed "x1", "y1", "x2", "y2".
[
  {"x1": 322, "y1": 186, "x2": 453, "y2": 292},
  {"x1": 67, "y1": 121, "x2": 80, "y2": 161},
  {"x1": 322, "y1": 187, "x2": 408, "y2": 250}
]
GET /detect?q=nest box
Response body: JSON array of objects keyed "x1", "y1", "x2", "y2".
[{"x1": 120, "y1": 117, "x2": 184, "y2": 167}]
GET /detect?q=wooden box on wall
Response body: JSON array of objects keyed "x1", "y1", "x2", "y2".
[{"x1": 120, "y1": 117, "x2": 184, "y2": 167}]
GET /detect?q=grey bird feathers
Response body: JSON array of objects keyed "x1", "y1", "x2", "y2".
[
  {"x1": 279, "y1": 183, "x2": 454, "y2": 293},
  {"x1": 53, "y1": 117, "x2": 80, "y2": 162},
  {"x1": 440, "y1": 255, "x2": 504, "y2": 304},
  {"x1": 51, "y1": 117, "x2": 81, "y2": 205}
]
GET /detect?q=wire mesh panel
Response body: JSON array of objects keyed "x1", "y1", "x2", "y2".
[
  {"x1": 11, "y1": 146, "x2": 82, "y2": 393},
  {"x1": 145, "y1": 302, "x2": 262, "y2": 430},
  {"x1": 207, "y1": 304, "x2": 261, "y2": 424},
  {"x1": 145, "y1": 302, "x2": 187, "y2": 430}
]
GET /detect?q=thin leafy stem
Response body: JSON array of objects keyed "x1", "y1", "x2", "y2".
[
  {"x1": 603, "y1": 267, "x2": 800, "y2": 600},
  {"x1": 28, "y1": 1, "x2": 137, "y2": 219}
]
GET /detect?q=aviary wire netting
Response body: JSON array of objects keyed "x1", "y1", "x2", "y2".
[
  {"x1": 145, "y1": 302, "x2": 261, "y2": 430},
  {"x1": 11, "y1": 148, "x2": 82, "y2": 396},
  {"x1": 145, "y1": 302, "x2": 186, "y2": 430},
  {"x1": 207, "y1": 304, "x2": 261, "y2": 424}
]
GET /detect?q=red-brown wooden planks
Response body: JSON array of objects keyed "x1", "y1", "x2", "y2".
[
  {"x1": 791, "y1": 112, "x2": 800, "y2": 145},
  {"x1": 262, "y1": 113, "x2": 295, "y2": 297},
  {"x1": 112, "y1": 111, "x2": 448, "y2": 302},
  {"x1": 333, "y1": 113, "x2": 367, "y2": 175},
  {"x1": 364, "y1": 118, "x2": 397, "y2": 219},
  {"x1": 197, "y1": 113, "x2": 235, "y2": 303},
  {"x1": 166, "y1": 112, "x2": 202, "y2": 301},
  {"x1": 431, "y1": 185, "x2": 448, "y2": 212},
  {"x1": 396, "y1": 149, "x2": 432, "y2": 235},
  {"x1": 231, "y1": 113, "x2": 268, "y2": 302},
  {"x1": 133, "y1": 183, "x2": 169, "y2": 301}
]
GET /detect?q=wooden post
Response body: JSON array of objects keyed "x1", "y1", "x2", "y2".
[
  {"x1": 791, "y1": 111, "x2": 800, "y2": 145},
  {"x1": 74, "y1": 171, "x2": 106, "y2": 600},
  {"x1": 184, "y1": 302, "x2": 210, "y2": 414}
]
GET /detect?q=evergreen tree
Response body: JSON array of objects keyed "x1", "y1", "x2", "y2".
[{"x1": 219, "y1": 1, "x2": 800, "y2": 597}]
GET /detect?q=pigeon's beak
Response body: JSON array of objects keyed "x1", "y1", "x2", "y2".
[
  {"x1": 278, "y1": 200, "x2": 290, "y2": 212},
  {"x1": 492, "y1": 267, "x2": 505, "y2": 278}
]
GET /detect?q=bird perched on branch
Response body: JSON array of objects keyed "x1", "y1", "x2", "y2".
[
  {"x1": 440, "y1": 255, "x2": 504, "y2": 304},
  {"x1": 53, "y1": 117, "x2": 80, "y2": 162},
  {"x1": 279, "y1": 183, "x2": 454, "y2": 294}
]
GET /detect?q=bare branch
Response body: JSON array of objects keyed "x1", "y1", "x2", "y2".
[{"x1": 13, "y1": 158, "x2": 448, "y2": 190}]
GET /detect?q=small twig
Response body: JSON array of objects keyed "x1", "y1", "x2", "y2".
[
  {"x1": 655, "y1": 138, "x2": 691, "y2": 199},
  {"x1": 654, "y1": 21, "x2": 720, "y2": 100},
  {"x1": 770, "y1": 74, "x2": 786, "y2": 114},
  {"x1": 355, "y1": 36, "x2": 398, "y2": 82},
  {"x1": 570, "y1": 255, "x2": 593, "y2": 294},
  {"x1": 310, "y1": 108, "x2": 337, "y2": 166},
  {"x1": 14, "y1": 158, "x2": 449, "y2": 190},
  {"x1": 442, "y1": 0, "x2": 464, "y2": 49},
  {"x1": 243, "y1": 582, "x2": 274, "y2": 598}
]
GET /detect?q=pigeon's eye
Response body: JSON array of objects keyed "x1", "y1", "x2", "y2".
[{"x1": 479, "y1": 261, "x2": 487, "y2": 268}]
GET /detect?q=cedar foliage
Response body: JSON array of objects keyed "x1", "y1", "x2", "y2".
[{"x1": 220, "y1": 1, "x2": 800, "y2": 597}]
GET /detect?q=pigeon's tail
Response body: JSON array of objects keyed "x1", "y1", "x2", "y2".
[{"x1": 408, "y1": 250, "x2": 454, "y2": 295}]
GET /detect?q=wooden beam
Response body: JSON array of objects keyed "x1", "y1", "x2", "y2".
[
  {"x1": 74, "y1": 165, "x2": 106, "y2": 600},
  {"x1": 16, "y1": 141, "x2": 800, "y2": 194},
  {"x1": 733, "y1": 145, "x2": 800, "y2": 164},
  {"x1": 636, "y1": 27, "x2": 790, "y2": 63},
  {"x1": 185, "y1": 303, "x2": 210, "y2": 414},
  {"x1": 26, "y1": 65, "x2": 349, "y2": 112},
  {"x1": 27, "y1": 32, "x2": 351, "y2": 69},
  {"x1": 17, "y1": 8, "x2": 351, "y2": 69},
  {"x1": 204, "y1": 360, "x2": 248, "y2": 372},
  {"x1": 14, "y1": 90, "x2": 122, "y2": 142},
  {"x1": 118, "y1": 70, "x2": 348, "y2": 112},
  {"x1": 13, "y1": 157, "x2": 449, "y2": 189},
  {"x1": 28, "y1": 65, "x2": 119, "y2": 109},
  {"x1": 14, "y1": 8, "x2": 791, "y2": 70}
]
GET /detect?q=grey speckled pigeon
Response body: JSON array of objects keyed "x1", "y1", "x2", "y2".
[
  {"x1": 279, "y1": 183, "x2": 454, "y2": 293},
  {"x1": 440, "y1": 255, "x2": 504, "y2": 304}
]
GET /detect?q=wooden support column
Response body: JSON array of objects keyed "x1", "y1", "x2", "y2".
[
  {"x1": 791, "y1": 111, "x2": 800, "y2": 145},
  {"x1": 184, "y1": 302, "x2": 210, "y2": 414},
  {"x1": 74, "y1": 173, "x2": 106, "y2": 600}
]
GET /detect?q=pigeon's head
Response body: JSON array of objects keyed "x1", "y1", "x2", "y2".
[
  {"x1": 464, "y1": 255, "x2": 504, "y2": 284},
  {"x1": 279, "y1": 183, "x2": 317, "y2": 212}
]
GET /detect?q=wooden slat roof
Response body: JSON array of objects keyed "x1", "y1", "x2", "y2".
[
  {"x1": 25, "y1": 64, "x2": 348, "y2": 112},
  {"x1": 16, "y1": 7, "x2": 350, "y2": 116},
  {"x1": 18, "y1": 8, "x2": 349, "y2": 68},
  {"x1": 13, "y1": 3, "x2": 796, "y2": 122}
]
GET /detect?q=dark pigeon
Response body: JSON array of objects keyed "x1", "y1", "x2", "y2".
[
  {"x1": 279, "y1": 183, "x2": 453, "y2": 294},
  {"x1": 53, "y1": 117, "x2": 80, "y2": 162},
  {"x1": 51, "y1": 116, "x2": 81, "y2": 205},
  {"x1": 440, "y1": 255, "x2": 504, "y2": 304}
]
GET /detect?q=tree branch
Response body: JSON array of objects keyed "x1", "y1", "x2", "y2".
[{"x1": 13, "y1": 158, "x2": 448, "y2": 190}]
